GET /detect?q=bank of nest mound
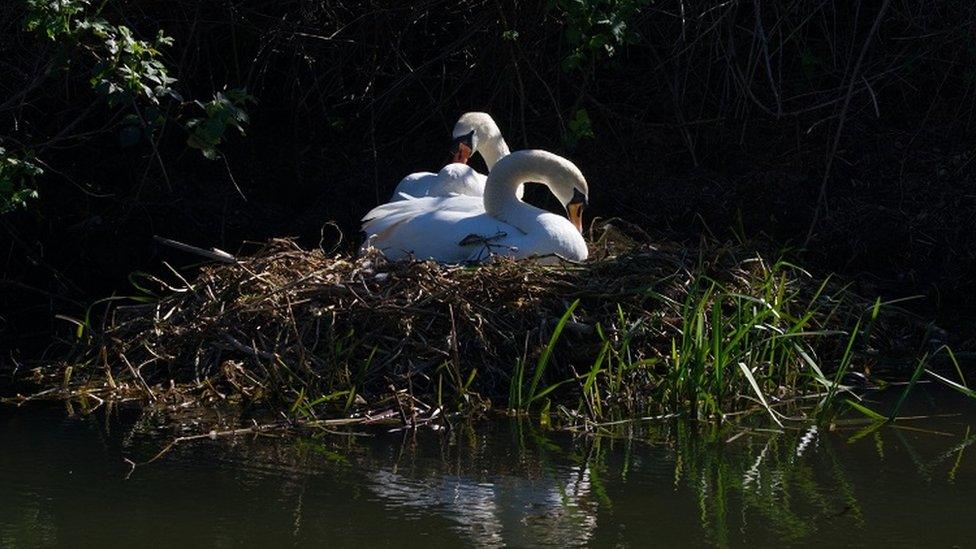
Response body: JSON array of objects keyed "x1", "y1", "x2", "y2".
[{"x1": 10, "y1": 223, "x2": 920, "y2": 429}]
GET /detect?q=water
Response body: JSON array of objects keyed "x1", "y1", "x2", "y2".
[{"x1": 1, "y1": 387, "x2": 974, "y2": 548}]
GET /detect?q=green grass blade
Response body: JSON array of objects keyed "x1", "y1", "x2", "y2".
[
  {"x1": 845, "y1": 399, "x2": 885, "y2": 421},
  {"x1": 738, "y1": 362, "x2": 783, "y2": 427},
  {"x1": 888, "y1": 353, "x2": 928, "y2": 421},
  {"x1": 926, "y1": 369, "x2": 976, "y2": 399},
  {"x1": 528, "y1": 299, "x2": 580, "y2": 404}
]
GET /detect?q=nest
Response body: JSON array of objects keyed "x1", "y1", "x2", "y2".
[
  {"x1": 101, "y1": 236, "x2": 677, "y2": 397},
  {"x1": 9, "y1": 221, "x2": 916, "y2": 430}
]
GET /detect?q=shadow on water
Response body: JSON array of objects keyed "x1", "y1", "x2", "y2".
[{"x1": 1, "y1": 384, "x2": 975, "y2": 548}]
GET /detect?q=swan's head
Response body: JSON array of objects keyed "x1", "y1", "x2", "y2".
[
  {"x1": 489, "y1": 150, "x2": 589, "y2": 234},
  {"x1": 565, "y1": 187, "x2": 588, "y2": 233},
  {"x1": 450, "y1": 112, "x2": 502, "y2": 164},
  {"x1": 548, "y1": 159, "x2": 589, "y2": 234}
]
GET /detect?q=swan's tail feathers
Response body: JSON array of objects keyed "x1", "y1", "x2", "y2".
[{"x1": 361, "y1": 199, "x2": 406, "y2": 225}]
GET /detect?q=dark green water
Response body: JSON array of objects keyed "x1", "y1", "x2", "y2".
[{"x1": 2, "y1": 387, "x2": 974, "y2": 548}]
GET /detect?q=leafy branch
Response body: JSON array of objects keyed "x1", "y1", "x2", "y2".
[
  {"x1": 2, "y1": 0, "x2": 253, "y2": 212},
  {"x1": 0, "y1": 147, "x2": 43, "y2": 213}
]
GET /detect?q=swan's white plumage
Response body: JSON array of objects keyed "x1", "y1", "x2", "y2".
[
  {"x1": 388, "y1": 112, "x2": 522, "y2": 202},
  {"x1": 362, "y1": 195, "x2": 583, "y2": 264},
  {"x1": 390, "y1": 171, "x2": 436, "y2": 200},
  {"x1": 362, "y1": 150, "x2": 588, "y2": 264},
  {"x1": 389, "y1": 163, "x2": 486, "y2": 202}
]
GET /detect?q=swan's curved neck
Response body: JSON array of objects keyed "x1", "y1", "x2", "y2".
[
  {"x1": 479, "y1": 136, "x2": 510, "y2": 171},
  {"x1": 483, "y1": 151, "x2": 556, "y2": 230},
  {"x1": 484, "y1": 151, "x2": 532, "y2": 223},
  {"x1": 483, "y1": 150, "x2": 587, "y2": 244}
]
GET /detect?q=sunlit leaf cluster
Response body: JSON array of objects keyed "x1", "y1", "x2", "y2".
[
  {"x1": 549, "y1": 0, "x2": 649, "y2": 71},
  {"x1": 185, "y1": 89, "x2": 257, "y2": 160},
  {"x1": 0, "y1": 147, "x2": 43, "y2": 213}
]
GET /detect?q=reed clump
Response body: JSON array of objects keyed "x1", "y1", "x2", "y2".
[{"x1": 8, "y1": 223, "x2": 918, "y2": 429}]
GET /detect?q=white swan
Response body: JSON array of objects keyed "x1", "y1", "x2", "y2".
[
  {"x1": 363, "y1": 150, "x2": 588, "y2": 264},
  {"x1": 389, "y1": 112, "x2": 521, "y2": 201}
]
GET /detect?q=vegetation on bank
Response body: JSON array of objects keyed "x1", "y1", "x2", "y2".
[
  {"x1": 2, "y1": 1, "x2": 975, "y2": 434},
  {"x1": 9, "y1": 225, "x2": 964, "y2": 432}
]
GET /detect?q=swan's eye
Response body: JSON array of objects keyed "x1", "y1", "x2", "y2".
[
  {"x1": 567, "y1": 188, "x2": 587, "y2": 234},
  {"x1": 569, "y1": 187, "x2": 588, "y2": 208}
]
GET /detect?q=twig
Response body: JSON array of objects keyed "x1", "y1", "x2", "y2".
[
  {"x1": 154, "y1": 236, "x2": 238, "y2": 263},
  {"x1": 141, "y1": 422, "x2": 285, "y2": 465},
  {"x1": 119, "y1": 353, "x2": 156, "y2": 402},
  {"x1": 805, "y1": 0, "x2": 893, "y2": 246}
]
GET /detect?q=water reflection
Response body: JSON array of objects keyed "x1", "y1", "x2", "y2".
[
  {"x1": 1, "y1": 389, "x2": 975, "y2": 547},
  {"x1": 361, "y1": 426, "x2": 601, "y2": 548}
]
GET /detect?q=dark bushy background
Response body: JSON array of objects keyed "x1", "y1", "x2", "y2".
[{"x1": 3, "y1": 0, "x2": 976, "y2": 354}]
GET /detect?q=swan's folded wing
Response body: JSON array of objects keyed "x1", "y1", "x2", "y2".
[
  {"x1": 361, "y1": 195, "x2": 491, "y2": 262},
  {"x1": 362, "y1": 195, "x2": 460, "y2": 237}
]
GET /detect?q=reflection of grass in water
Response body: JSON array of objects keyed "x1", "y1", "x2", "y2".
[
  {"x1": 516, "y1": 417, "x2": 601, "y2": 542},
  {"x1": 792, "y1": 463, "x2": 832, "y2": 520},
  {"x1": 582, "y1": 439, "x2": 613, "y2": 509},
  {"x1": 634, "y1": 424, "x2": 865, "y2": 545},
  {"x1": 824, "y1": 439, "x2": 865, "y2": 526},
  {"x1": 372, "y1": 414, "x2": 965, "y2": 545},
  {"x1": 892, "y1": 427, "x2": 933, "y2": 483},
  {"x1": 948, "y1": 427, "x2": 973, "y2": 482},
  {"x1": 515, "y1": 420, "x2": 837, "y2": 545},
  {"x1": 663, "y1": 416, "x2": 971, "y2": 543},
  {"x1": 698, "y1": 435, "x2": 822, "y2": 545}
]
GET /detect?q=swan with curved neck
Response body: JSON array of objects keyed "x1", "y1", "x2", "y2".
[
  {"x1": 450, "y1": 112, "x2": 511, "y2": 170},
  {"x1": 390, "y1": 112, "x2": 520, "y2": 201},
  {"x1": 363, "y1": 150, "x2": 588, "y2": 264}
]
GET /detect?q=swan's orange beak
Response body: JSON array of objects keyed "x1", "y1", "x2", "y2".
[
  {"x1": 567, "y1": 188, "x2": 587, "y2": 233},
  {"x1": 567, "y1": 202, "x2": 584, "y2": 233},
  {"x1": 450, "y1": 131, "x2": 474, "y2": 164},
  {"x1": 451, "y1": 142, "x2": 473, "y2": 164}
]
